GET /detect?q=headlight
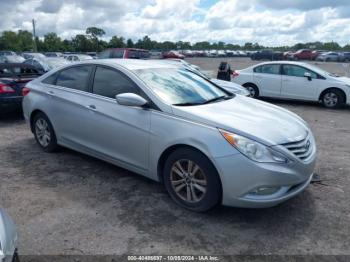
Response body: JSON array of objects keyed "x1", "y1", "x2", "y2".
[
  {"x1": 219, "y1": 129, "x2": 289, "y2": 163},
  {"x1": 345, "y1": 84, "x2": 350, "y2": 88}
]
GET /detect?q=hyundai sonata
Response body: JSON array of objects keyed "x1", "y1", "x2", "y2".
[{"x1": 22, "y1": 59, "x2": 316, "y2": 212}]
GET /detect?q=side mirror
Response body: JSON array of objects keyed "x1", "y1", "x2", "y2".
[
  {"x1": 116, "y1": 93, "x2": 149, "y2": 107},
  {"x1": 304, "y1": 72, "x2": 312, "y2": 81}
]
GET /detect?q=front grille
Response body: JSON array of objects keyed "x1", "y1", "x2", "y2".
[{"x1": 282, "y1": 136, "x2": 313, "y2": 161}]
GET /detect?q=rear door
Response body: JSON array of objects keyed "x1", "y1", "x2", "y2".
[
  {"x1": 42, "y1": 65, "x2": 95, "y2": 147},
  {"x1": 253, "y1": 64, "x2": 282, "y2": 97},
  {"x1": 280, "y1": 64, "x2": 319, "y2": 100}
]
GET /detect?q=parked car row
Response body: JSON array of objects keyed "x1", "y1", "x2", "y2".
[{"x1": 283, "y1": 49, "x2": 350, "y2": 62}]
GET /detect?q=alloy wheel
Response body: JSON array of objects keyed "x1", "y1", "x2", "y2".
[
  {"x1": 323, "y1": 92, "x2": 338, "y2": 107},
  {"x1": 170, "y1": 159, "x2": 207, "y2": 203},
  {"x1": 35, "y1": 118, "x2": 51, "y2": 147},
  {"x1": 246, "y1": 86, "x2": 256, "y2": 97}
]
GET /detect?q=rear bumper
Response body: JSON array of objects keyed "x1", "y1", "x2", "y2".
[{"x1": 0, "y1": 97, "x2": 23, "y2": 111}]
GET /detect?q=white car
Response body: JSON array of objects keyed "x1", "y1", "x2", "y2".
[{"x1": 232, "y1": 61, "x2": 350, "y2": 108}]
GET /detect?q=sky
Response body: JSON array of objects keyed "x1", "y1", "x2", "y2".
[{"x1": 0, "y1": 0, "x2": 350, "y2": 46}]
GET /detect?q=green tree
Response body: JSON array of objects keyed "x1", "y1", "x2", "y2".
[
  {"x1": 126, "y1": 38, "x2": 134, "y2": 48},
  {"x1": 44, "y1": 32, "x2": 62, "y2": 51},
  {"x1": 108, "y1": 36, "x2": 125, "y2": 48},
  {"x1": 86, "y1": 27, "x2": 105, "y2": 51},
  {"x1": 71, "y1": 34, "x2": 93, "y2": 52}
]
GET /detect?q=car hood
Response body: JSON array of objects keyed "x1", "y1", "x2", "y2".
[
  {"x1": 172, "y1": 95, "x2": 308, "y2": 146},
  {"x1": 335, "y1": 76, "x2": 350, "y2": 85},
  {"x1": 210, "y1": 78, "x2": 250, "y2": 95}
]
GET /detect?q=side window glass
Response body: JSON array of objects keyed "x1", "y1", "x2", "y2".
[
  {"x1": 56, "y1": 66, "x2": 93, "y2": 92},
  {"x1": 111, "y1": 50, "x2": 124, "y2": 58},
  {"x1": 282, "y1": 65, "x2": 317, "y2": 79},
  {"x1": 42, "y1": 72, "x2": 59, "y2": 85},
  {"x1": 92, "y1": 66, "x2": 137, "y2": 98},
  {"x1": 254, "y1": 65, "x2": 280, "y2": 75}
]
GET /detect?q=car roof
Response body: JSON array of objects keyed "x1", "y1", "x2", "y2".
[
  {"x1": 77, "y1": 59, "x2": 180, "y2": 70},
  {"x1": 251, "y1": 61, "x2": 311, "y2": 67},
  {"x1": 0, "y1": 63, "x2": 37, "y2": 69}
]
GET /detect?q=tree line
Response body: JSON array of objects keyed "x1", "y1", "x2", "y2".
[{"x1": 0, "y1": 26, "x2": 349, "y2": 53}]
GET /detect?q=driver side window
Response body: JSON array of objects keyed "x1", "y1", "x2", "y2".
[{"x1": 92, "y1": 66, "x2": 138, "y2": 99}]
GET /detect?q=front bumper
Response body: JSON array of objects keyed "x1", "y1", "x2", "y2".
[{"x1": 214, "y1": 149, "x2": 316, "y2": 208}]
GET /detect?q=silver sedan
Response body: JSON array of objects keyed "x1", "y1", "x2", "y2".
[
  {"x1": 23, "y1": 59, "x2": 316, "y2": 212},
  {"x1": 0, "y1": 208, "x2": 18, "y2": 262}
]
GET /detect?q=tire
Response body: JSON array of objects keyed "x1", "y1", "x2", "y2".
[
  {"x1": 321, "y1": 89, "x2": 345, "y2": 109},
  {"x1": 163, "y1": 148, "x2": 222, "y2": 212},
  {"x1": 32, "y1": 112, "x2": 58, "y2": 152},
  {"x1": 243, "y1": 83, "x2": 259, "y2": 98}
]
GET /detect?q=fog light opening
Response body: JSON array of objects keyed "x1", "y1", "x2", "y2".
[{"x1": 250, "y1": 186, "x2": 281, "y2": 196}]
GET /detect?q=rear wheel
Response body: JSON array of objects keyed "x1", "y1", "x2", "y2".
[
  {"x1": 243, "y1": 83, "x2": 259, "y2": 98},
  {"x1": 32, "y1": 112, "x2": 58, "y2": 152},
  {"x1": 321, "y1": 89, "x2": 345, "y2": 108},
  {"x1": 163, "y1": 148, "x2": 221, "y2": 212}
]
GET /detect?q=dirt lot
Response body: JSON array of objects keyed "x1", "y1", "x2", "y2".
[{"x1": 0, "y1": 58, "x2": 350, "y2": 257}]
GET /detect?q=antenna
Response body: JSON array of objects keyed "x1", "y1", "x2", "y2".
[{"x1": 32, "y1": 19, "x2": 37, "y2": 52}]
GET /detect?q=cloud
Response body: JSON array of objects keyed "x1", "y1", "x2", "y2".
[{"x1": 0, "y1": 0, "x2": 350, "y2": 46}]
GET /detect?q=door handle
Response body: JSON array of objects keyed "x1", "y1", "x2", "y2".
[
  {"x1": 283, "y1": 79, "x2": 290, "y2": 82},
  {"x1": 86, "y1": 105, "x2": 97, "y2": 111},
  {"x1": 46, "y1": 90, "x2": 55, "y2": 95}
]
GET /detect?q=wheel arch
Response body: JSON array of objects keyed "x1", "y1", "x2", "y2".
[
  {"x1": 319, "y1": 87, "x2": 347, "y2": 104},
  {"x1": 157, "y1": 144, "x2": 220, "y2": 185}
]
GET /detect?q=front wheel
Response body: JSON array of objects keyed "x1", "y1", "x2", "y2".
[
  {"x1": 321, "y1": 89, "x2": 345, "y2": 108},
  {"x1": 32, "y1": 112, "x2": 58, "y2": 152},
  {"x1": 163, "y1": 148, "x2": 222, "y2": 212},
  {"x1": 243, "y1": 84, "x2": 259, "y2": 98}
]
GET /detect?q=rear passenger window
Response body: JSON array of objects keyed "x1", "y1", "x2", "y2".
[
  {"x1": 254, "y1": 64, "x2": 280, "y2": 75},
  {"x1": 56, "y1": 65, "x2": 93, "y2": 92},
  {"x1": 42, "y1": 72, "x2": 59, "y2": 85},
  {"x1": 92, "y1": 66, "x2": 137, "y2": 98}
]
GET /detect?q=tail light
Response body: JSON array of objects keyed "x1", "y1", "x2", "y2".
[
  {"x1": 22, "y1": 87, "x2": 31, "y2": 96},
  {"x1": 231, "y1": 71, "x2": 240, "y2": 78},
  {"x1": 0, "y1": 83, "x2": 15, "y2": 94}
]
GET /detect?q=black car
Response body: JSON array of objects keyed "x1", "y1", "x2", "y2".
[
  {"x1": 0, "y1": 63, "x2": 42, "y2": 113},
  {"x1": 250, "y1": 50, "x2": 283, "y2": 61}
]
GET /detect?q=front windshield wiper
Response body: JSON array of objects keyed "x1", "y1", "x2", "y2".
[
  {"x1": 172, "y1": 102, "x2": 203, "y2": 106},
  {"x1": 202, "y1": 95, "x2": 232, "y2": 104}
]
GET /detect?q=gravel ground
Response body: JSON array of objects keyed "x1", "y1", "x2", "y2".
[{"x1": 0, "y1": 58, "x2": 350, "y2": 258}]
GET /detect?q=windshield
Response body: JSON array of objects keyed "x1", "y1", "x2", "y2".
[
  {"x1": 136, "y1": 68, "x2": 230, "y2": 105},
  {"x1": 305, "y1": 63, "x2": 338, "y2": 77}
]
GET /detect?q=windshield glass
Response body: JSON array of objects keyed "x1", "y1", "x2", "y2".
[
  {"x1": 305, "y1": 63, "x2": 338, "y2": 77},
  {"x1": 136, "y1": 68, "x2": 229, "y2": 105}
]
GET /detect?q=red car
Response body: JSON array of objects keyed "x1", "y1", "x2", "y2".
[
  {"x1": 288, "y1": 49, "x2": 313, "y2": 60},
  {"x1": 98, "y1": 48, "x2": 150, "y2": 59},
  {"x1": 162, "y1": 51, "x2": 185, "y2": 59}
]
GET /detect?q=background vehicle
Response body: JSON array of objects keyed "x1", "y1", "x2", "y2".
[
  {"x1": 310, "y1": 50, "x2": 327, "y2": 60},
  {"x1": 0, "y1": 55, "x2": 25, "y2": 63},
  {"x1": 45, "y1": 52, "x2": 63, "y2": 57},
  {"x1": 0, "y1": 208, "x2": 18, "y2": 262},
  {"x1": 21, "y1": 52, "x2": 46, "y2": 60},
  {"x1": 232, "y1": 61, "x2": 350, "y2": 108},
  {"x1": 65, "y1": 54, "x2": 93, "y2": 62},
  {"x1": 98, "y1": 48, "x2": 150, "y2": 59},
  {"x1": 316, "y1": 52, "x2": 340, "y2": 62},
  {"x1": 0, "y1": 63, "x2": 41, "y2": 112},
  {"x1": 0, "y1": 51, "x2": 16, "y2": 56},
  {"x1": 162, "y1": 50, "x2": 185, "y2": 59},
  {"x1": 23, "y1": 59, "x2": 315, "y2": 212},
  {"x1": 288, "y1": 49, "x2": 313, "y2": 60},
  {"x1": 338, "y1": 52, "x2": 350, "y2": 62},
  {"x1": 250, "y1": 50, "x2": 283, "y2": 60},
  {"x1": 23, "y1": 57, "x2": 69, "y2": 72}
]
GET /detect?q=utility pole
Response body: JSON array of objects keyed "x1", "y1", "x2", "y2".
[{"x1": 32, "y1": 19, "x2": 37, "y2": 52}]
